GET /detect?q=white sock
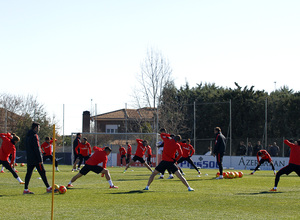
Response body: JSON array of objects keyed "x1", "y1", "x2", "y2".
[
  {"x1": 160, "y1": 175, "x2": 164, "y2": 177},
  {"x1": 16, "y1": 177, "x2": 23, "y2": 183},
  {"x1": 169, "y1": 174, "x2": 173, "y2": 177},
  {"x1": 108, "y1": 180, "x2": 113, "y2": 187},
  {"x1": 145, "y1": 186, "x2": 149, "y2": 190},
  {"x1": 47, "y1": 186, "x2": 51, "y2": 190},
  {"x1": 274, "y1": 187, "x2": 277, "y2": 189},
  {"x1": 68, "y1": 181, "x2": 72, "y2": 185},
  {"x1": 1, "y1": 167, "x2": 4, "y2": 171}
]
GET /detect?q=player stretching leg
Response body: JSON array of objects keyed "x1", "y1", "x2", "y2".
[
  {"x1": 270, "y1": 139, "x2": 300, "y2": 192},
  {"x1": 68, "y1": 147, "x2": 118, "y2": 189},
  {"x1": 144, "y1": 131, "x2": 194, "y2": 191},
  {"x1": 0, "y1": 133, "x2": 24, "y2": 184},
  {"x1": 123, "y1": 139, "x2": 153, "y2": 173},
  {"x1": 250, "y1": 150, "x2": 276, "y2": 175}
]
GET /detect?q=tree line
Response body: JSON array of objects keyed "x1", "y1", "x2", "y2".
[
  {"x1": 0, "y1": 93, "x2": 57, "y2": 150},
  {"x1": 159, "y1": 82, "x2": 300, "y2": 155}
]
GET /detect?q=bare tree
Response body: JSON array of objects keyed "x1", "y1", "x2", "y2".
[
  {"x1": 135, "y1": 47, "x2": 173, "y2": 109},
  {"x1": 0, "y1": 93, "x2": 57, "y2": 149},
  {"x1": 133, "y1": 48, "x2": 173, "y2": 132}
]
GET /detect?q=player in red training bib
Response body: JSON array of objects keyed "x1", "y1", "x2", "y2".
[
  {"x1": 177, "y1": 138, "x2": 201, "y2": 176},
  {"x1": 72, "y1": 138, "x2": 91, "y2": 171},
  {"x1": 40, "y1": 137, "x2": 59, "y2": 172},
  {"x1": 123, "y1": 139, "x2": 153, "y2": 173},
  {"x1": 126, "y1": 142, "x2": 132, "y2": 164},
  {"x1": 144, "y1": 131, "x2": 194, "y2": 191},
  {"x1": 0, "y1": 133, "x2": 24, "y2": 184},
  {"x1": 270, "y1": 139, "x2": 300, "y2": 192},
  {"x1": 250, "y1": 149, "x2": 276, "y2": 175},
  {"x1": 119, "y1": 145, "x2": 127, "y2": 166},
  {"x1": 67, "y1": 146, "x2": 118, "y2": 189}
]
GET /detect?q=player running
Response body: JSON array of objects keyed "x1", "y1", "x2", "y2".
[
  {"x1": 0, "y1": 133, "x2": 24, "y2": 184},
  {"x1": 270, "y1": 139, "x2": 300, "y2": 192},
  {"x1": 250, "y1": 149, "x2": 276, "y2": 175},
  {"x1": 67, "y1": 146, "x2": 118, "y2": 189},
  {"x1": 123, "y1": 139, "x2": 153, "y2": 173},
  {"x1": 41, "y1": 137, "x2": 59, "y2": 172},
  {"x1": 144, "y1": 131, "x2": 194, "y2": 191},
  {"x1": 178, "y1": 138, "x2": 201, "y2": 176}
]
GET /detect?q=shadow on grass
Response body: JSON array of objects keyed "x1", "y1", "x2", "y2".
[
  {"x1": 107, "y1": 190, "x2": 149, "y2": 195},
  {"x1": 236, "y1": 191, "x2": 283, "y2": 195}
]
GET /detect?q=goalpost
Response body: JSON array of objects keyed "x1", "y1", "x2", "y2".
[{"x1": 71, "y1": 132, "x2": 159, "y2": 167}]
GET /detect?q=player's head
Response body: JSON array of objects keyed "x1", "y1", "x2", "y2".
[
  {"x1": 45, "y1": 137, "x2": 50, "y2": 142},
  {"x1": 119, "y1": 145, "x2": 122, "y2": 148},
  {"x1": 105, "y1": 146, "x2": 112, "y2": 155},
  {"x1": 214, "y1": 127, "x2": 221, "y2": 134},
  {"x1": 257, "y1": 151, "x2": 262, "y2": 156},
  {"x1": 297, "y1": 139, "x2": 300, "y2": 145},
  {"x1": 11, "y1": 135, "x2": 20, "y2": 144},
  {"x1": 32, "y1": 122, "x2": 40, "y2": 131},
  {"x1": 159, "y1": 128, "x2": 166, "y2": 134},
  {"x1": 174, "y1": 135, "x2": 182, "y2": 142},
  {"x1": 187, "y1": 138, "x2": 191, "y2": 143},
  {"x1": 83, "y1": 137, "x2": 87, "y2": 143},
  {"x1": 76, "y1": 133, "x2": 82, "y2": 138},
  {"x1": 143, "y1": 140, "x2": 148, "y2": 146}
]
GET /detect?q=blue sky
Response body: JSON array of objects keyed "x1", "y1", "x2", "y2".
[{"x1": 1, "y1": 1, "x2": 299, "y2": 134}]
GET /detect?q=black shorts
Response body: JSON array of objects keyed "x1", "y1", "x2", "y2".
[
  {"x1": 121, "y1": 155, "x2": 126, "y2": 159},
  {"x1": 79, "y1": 164, "x2": 104, "y2": 175},
  {"x1": 279, "y1": 163, "x2": 300, "y2": 176},
  {"x1": 155, "y1": 160, "x2": 178, "y2": 174},
  {"x1": 132, "y1": 155, "x2": 145, "y2": 163},
  {"x1": 259, "y1": 158, "x2": 272, "y2": 164},
  {"x1": 79, "y1": 155, "x2": 90, "y2": 161}
]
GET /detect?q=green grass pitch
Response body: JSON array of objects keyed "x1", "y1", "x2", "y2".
[{"x1": 0, "y1": 165, "x2": 299, "y2": 219}]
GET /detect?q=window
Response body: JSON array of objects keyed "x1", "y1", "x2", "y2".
[{"x1": 106, "y1": 125, "x2": 118, "y2": 133}]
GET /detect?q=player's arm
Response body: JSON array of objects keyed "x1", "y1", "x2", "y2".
[
  {"x1": 175, "y1": 145, "x2": 183, "y2": 161},
  {"x1": 88, "y1": 143, "x2": 91, "y2": 155},
  {"x1": 75, "y1": 144, "x2": 80, "y2": 154},
  {"x1": 256, "y1": 153, "x2": 260, "y2": 164},
  {"x1": 190, "y1": 145, "x2": 195, "y2": 157},
  {"x1": 33, "y1": 135, "x2": 43, "y2": 163}
]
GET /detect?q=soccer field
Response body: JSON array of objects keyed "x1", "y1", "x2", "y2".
[{"x1": 0, "y1": 165, "x2": 299, "y2": 220}]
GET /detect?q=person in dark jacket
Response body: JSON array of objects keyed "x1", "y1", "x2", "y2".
[
  {"x1": 72, "y1": 133, "x2": 81, "y2": 171},
  {"x1": 213, "y1": 127, "x2": 226, "y2": 179},
  {"x1": 23, "y1": 122, "x2": 52, "y2": 194}
]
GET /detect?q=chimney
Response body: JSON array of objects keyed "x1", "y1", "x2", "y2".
[{"x1": 82, "y1": 111, "x2": 90, "y2": 132}]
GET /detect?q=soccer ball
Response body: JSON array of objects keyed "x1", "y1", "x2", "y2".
[
  {"x1": 216, "y1": 172, "x2": 220, "y2": 177},
  {"x1": 21, "y1": 163, "x2": 25, "y2": 167},
  {"x1": 15, "y1": 163, "x2": 18, "y2": 166},
  {"x1": 54, "y1": 184, "x2": 60, "y2": 193},
  {"x1": 238, "y1": 171, "x2": 244, "y2": 178},
  {"x1": 234, "y1": 172, "x2": 239, "y2": 178},
  {"x1": 228, "y1": 172, "x2": 235, "y2": 179},
  {"x1": 58, "y1": 185, "x2": 67, "y2": 194}
]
